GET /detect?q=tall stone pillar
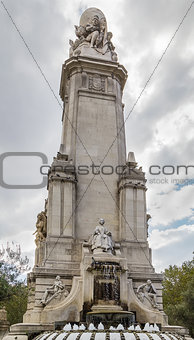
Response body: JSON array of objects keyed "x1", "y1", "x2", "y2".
[
  {"x1": 47, "y1": 156, "x2": 76, "y2": 239},
  {"x1": 118, "y1": 152, "x2": 153, "y2": 273},
  {"x1": 59, "y1": 57, "x2": 127, "y2": 242},
  {"x1": 119, "y1": 152, "x2": 147, "y2": 242}
]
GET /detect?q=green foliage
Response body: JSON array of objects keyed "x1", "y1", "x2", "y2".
[
  {"x1": 163, "y1": 256, "x2": 194, "y2": 336},
  {"x1": 0, "y1": 262, "x2": 28, "y2": 325},
  {"x1": 4, "y1": 283, "x2": 28, "y2": 325}
]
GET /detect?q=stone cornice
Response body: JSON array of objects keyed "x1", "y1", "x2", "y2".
[
  {"x1": 60, "y1": 56, "x2": 128, "y2": 100},
  {"x1": 48, "y1": 174, "x2": 77, "y2": 184},
  {"x1": 118, "y1": 180, "x2": 147, "y2": 192}
]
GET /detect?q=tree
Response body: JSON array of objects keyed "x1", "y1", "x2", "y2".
[
  {"x1": 0, "y1": 243, "x2": 30, "y2": 325},
  {"x1": 175, "y1": 276, "x2": 194, "y2": 337},
  {"x1": 0, "y1": 262, "x2": 28, "y2": 324},
  {"x1": 163, "y1": 256, "x2": 194, "y2": 336}
]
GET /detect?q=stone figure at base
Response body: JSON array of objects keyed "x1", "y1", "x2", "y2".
[
  {"x1": 90, "y1": 218, "x2": 113, "y2": 254},
  {"x1": 40, "y1": 276, "x2": 68, "y2": 306},
  {"x1": 137, "y1": 279, "x2": 158, "y2": 308}
]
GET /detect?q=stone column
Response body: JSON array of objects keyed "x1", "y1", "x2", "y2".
[
  {"x1": 118, "y1": 160, "x2": 147, "y2": 242},
  {"x1": 47, "y1": 155, "x2": 76, "y2": 238},
  {"x1": 59, "y1": 57, "x2": 128, "y2": 242}
]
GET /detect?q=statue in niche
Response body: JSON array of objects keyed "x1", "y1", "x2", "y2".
[
  {"x1": 40, "y1": 276, "x2": 69, "y2": 306},
  {"x1": 90, "y1": 218, "x2": 113, "y2": 253},
  {"x1": 136, "y1": 279, "x2": 158, "y2": 308},
  {"x1": 33, "y1": 211, "x2": 47, "y2": 246}
]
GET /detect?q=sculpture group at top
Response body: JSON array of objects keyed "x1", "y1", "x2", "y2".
[{"x1": 69, "y1": 8, "x2": 118, "y2": 61}]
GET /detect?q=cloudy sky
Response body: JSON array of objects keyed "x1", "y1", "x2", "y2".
[{"x1": 0, "y1": 0, "x2": 194, "y2": 273}]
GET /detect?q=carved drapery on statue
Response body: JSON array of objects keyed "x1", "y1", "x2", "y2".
[
  {"x1": 69, "y1": 8, "x2": 118, "y2": 61},
  {"x1": 136, "y1": 280, "x2": 158, "y2": 309},
  {"x1": 89, "y1": 219, "x2": 114, "y2": 254}
]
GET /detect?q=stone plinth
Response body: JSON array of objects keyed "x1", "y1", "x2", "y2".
[{"x1": 0, "y1": 309, "x2": 9, "y2": 340}]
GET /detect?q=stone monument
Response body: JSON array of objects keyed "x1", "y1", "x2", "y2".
[{"x1": 4, "y1": 7, "x2": 180, "y2": 340}]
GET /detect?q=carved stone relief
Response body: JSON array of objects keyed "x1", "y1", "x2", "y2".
[{"x1": 88, "y1": 74, "x2": 105, "y2": 92}]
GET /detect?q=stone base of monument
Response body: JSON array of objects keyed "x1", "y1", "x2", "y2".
[
  {"x1": 162, "y1": 325, "x2": 191, "y2": 337},
  {"x1": 21, "y1": 243, "x2": 168, "y2": 328},
  {"x1": 3, "y1": 323, "x2": 54, "y2": 340}
]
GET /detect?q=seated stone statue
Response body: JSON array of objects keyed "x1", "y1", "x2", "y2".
[
  {"x1": 85, "y1": 15, "x2": 100, "y2": 47},
  {"x1": 90, "y1": 218, "x2": 113, "y2": 254},
  {"x1": 137, "y1": 279, "x2": 158, "y2": 308},
  {"x1": 40, "y1": 276, "x2": 68, "y2": 306}
]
